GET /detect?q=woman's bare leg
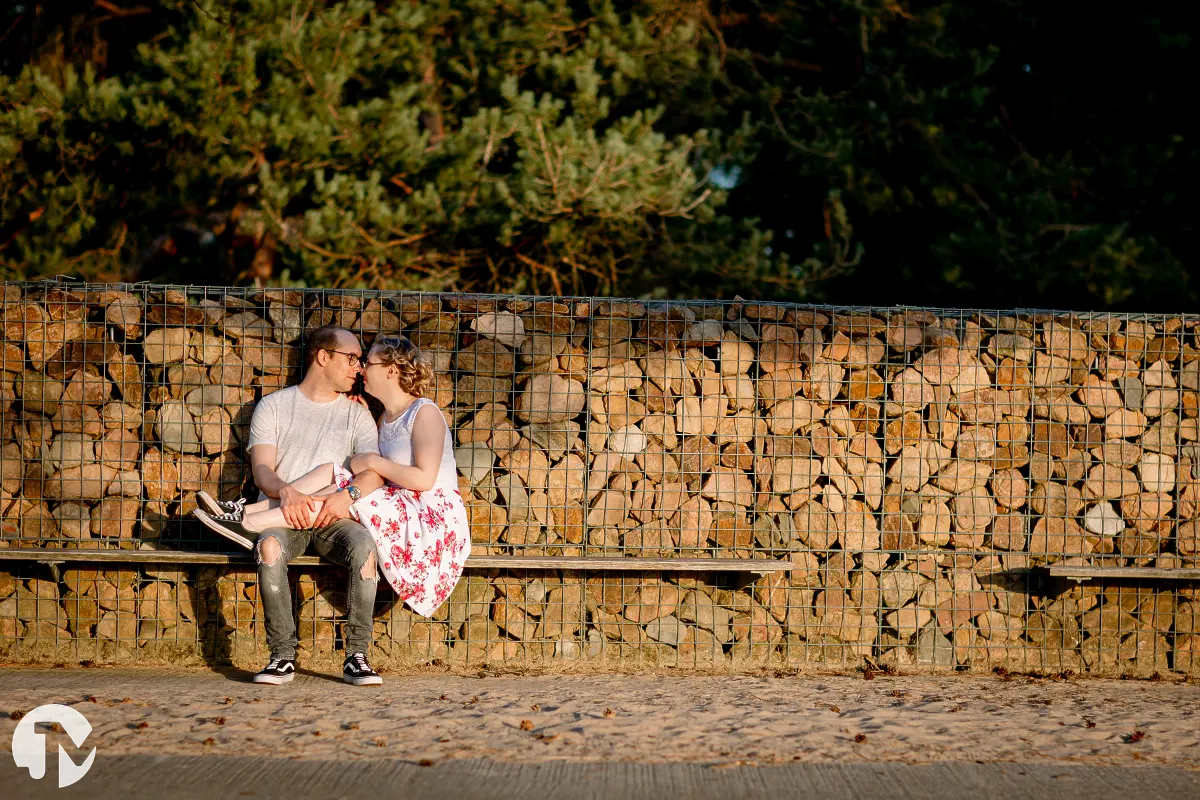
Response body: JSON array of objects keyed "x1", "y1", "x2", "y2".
[
  {"x1": 241, "y1": 463, "x2": 338, "y2": 516},
  {"x1": 243, "y1": 498, "x2": 329, "y2": 532},
  {"x1": 243, "y1": 481, "x2": 348, "y2": 530}
]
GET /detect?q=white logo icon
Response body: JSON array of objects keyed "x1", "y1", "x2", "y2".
[{"x1": 11, "y1": 703, "x2": 97, "y2": 788}]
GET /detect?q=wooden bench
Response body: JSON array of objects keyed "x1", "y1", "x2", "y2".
[
  {"x1": 9, "y1": 550, "x2": 1200, "y2": 582},
  {"x1": 0, "y1": 548, "x2": 791, "y2": 586},
  {"x1": 1046, "y1": 565, "x2": 1200, "y2": 583}
]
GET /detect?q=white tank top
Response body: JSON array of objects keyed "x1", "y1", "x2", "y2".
[{"x1": 377, "y1": 398, "x2": 460, "y2": 491}]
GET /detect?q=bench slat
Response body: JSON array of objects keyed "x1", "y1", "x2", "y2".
[
  {"x1": 1047, "y1": 565, "x2": 1200, "y2": 581},
  {"x1": 0, "y1": 548, "x2": 788, "y2": 573}
]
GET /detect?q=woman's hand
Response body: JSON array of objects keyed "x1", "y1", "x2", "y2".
[{"x1": 350, "y1": 453, "x2": 378, "y2": 474}]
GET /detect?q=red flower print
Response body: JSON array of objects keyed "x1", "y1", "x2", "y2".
[{"x1": 355, "y1": 461, "x2": 471, "y2": 617}]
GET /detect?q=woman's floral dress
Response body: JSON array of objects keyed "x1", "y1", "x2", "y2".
[{"x1": 333, "y1": 398, "x2": 470, "y2": 618}]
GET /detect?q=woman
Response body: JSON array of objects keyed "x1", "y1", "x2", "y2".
[{"x1": 194, "y1": 334, "x2": 471, "y2": 618}]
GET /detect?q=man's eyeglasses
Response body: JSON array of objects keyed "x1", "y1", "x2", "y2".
[{"x1": 323, "y1": 348, "x2": 362, "y2": 367}]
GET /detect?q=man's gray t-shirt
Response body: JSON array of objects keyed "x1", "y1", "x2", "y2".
[{"x1": 247, "y1": 386, "x2": 379, "y2": 501}]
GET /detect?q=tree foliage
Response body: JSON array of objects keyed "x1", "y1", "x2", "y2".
[{"x1": 1, "y1": 1, "x2": 1195, "y2": 309}]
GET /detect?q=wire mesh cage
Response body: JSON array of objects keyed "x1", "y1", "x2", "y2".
[{"x1": 1, "y1": 279, "x2": 1199, "y2": 674}]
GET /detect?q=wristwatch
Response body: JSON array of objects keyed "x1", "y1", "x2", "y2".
[{"x1": 345, "y1": 485, "x2": 362, "y2": 502}]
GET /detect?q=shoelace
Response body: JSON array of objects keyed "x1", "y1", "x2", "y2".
[
  {"x1": 213, "y1": 510, "x2": 242, "y2": 522},
  {"x1": 349, "y1": 653, "x2": 371, "y2": 672}
]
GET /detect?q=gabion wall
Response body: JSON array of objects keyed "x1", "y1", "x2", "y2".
[{"x1": 1, "y1": 282, "x2": 1198, "y2": 674}]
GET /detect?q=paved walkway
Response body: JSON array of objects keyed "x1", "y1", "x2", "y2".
[{"x1": 3, "y1": 755, "x2": 1199, "y2": 799}]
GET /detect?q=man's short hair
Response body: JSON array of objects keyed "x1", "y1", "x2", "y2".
[{"x1": 304, "y1": 325, "x2": 353, "y2": 369}]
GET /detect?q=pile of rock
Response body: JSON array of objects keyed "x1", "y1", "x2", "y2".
[{"x1": 1, "y1": 285, "x2": 1198, "y2": 674}]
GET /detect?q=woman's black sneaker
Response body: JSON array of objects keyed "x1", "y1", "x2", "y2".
[
  {"x1": 343, "y1": 652, "x2": 382, "y2": 685},
  {"x1": 194, "y1": 509, "x2": 257, "y2": 549},
  {"x1": 196, "y1": 490, "x2": 247, "y2": 520},
  {"x1": 253, "y1": 657, "x2": 296, "y2": 684}
]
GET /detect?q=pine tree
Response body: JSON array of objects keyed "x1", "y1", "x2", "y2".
[{"x1": 0, "y1": 0, "x2": 817, "y2": 298}]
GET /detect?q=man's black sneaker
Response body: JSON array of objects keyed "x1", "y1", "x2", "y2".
[
  {"x1": 196, "y1": 490, "x2": 247, "y2": 520},
  {"x1": 253, "y1": 657, "x2": 296, "y2": 685},
  {"x1": 194, "y1": 509, "x2": 258, "y2": 549},
  {"x1": 343, "y1": 652, "x2": 382, "y2": 686}
]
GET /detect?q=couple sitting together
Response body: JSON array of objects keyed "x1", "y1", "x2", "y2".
[{"x1": 193, "y1": 326, "x2": 470, "y2": 686}]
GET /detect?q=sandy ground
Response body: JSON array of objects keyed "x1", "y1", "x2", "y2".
[{"x1": 1, "y1": 668, "x2": 1198, "y2": 769}]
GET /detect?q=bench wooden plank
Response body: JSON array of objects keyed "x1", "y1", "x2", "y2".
[
  {"x1": 0, "y1": 548, "x2": 788, "y2": 573},
  {"x1": 1047, "y1": 565, "x2": 1200, "y2": 581}
]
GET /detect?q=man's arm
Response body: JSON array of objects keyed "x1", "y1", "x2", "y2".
[
  {"x1": 250, "y1": 444, "x2": 318, "y2": 529},
  {"x1": 249, "y1": 444, "x2": 285, "y2": 498}
]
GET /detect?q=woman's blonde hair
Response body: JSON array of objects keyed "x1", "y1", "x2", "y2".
[{"x1": 370, "y1": 334, "x2": 434, "y2": 397}]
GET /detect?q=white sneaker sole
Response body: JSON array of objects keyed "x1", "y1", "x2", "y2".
[
  {"x1": 193, "y1": 510, "x2": 256, "y2": 549},
  {"x1": 344, "y1": 674, "x2": 383, "y2": 686},
  {"x1": 253, "y1": 672, "x2": 294, "y2": 685},
  {"x1": 195, "y1": 490, "x2": 224, "y2": 516}
]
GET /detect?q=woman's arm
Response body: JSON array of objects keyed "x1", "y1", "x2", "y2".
[{"x1": 351, "y1": 404, "x2": 446, "y2": 491}]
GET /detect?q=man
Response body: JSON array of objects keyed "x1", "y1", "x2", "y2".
[{"x1": 202, "y1": 325, "x2": 386, "y2": 686}]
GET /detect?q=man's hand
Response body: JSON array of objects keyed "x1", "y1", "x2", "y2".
[
  {"x1": 313, "y1": 489, "x2": 355, "y2": 528},
  {"x1": 278, "y1": 484, "x2": 318, "y2": 529}
]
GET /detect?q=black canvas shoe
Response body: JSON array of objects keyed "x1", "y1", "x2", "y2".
[
  {"x1": 196, "y1": 490, "x2": 247, "y2": 520},
  {"x1": 194, "y1": 509, "x2": 258, "y2": 549},
  {"x1": 253, "y1": 657, "x2": 296, "y2": 685},
  {"x1": 343, "y1": 652, "x2": 382, "y2": 686}
]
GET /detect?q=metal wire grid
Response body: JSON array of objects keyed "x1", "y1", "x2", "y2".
[
  {"x1": 2, "y1": 560, "x2": 1196, "y2": 674},
  {"x1": 2, "y1": 279, "x2": 1200, "y2": 673}
]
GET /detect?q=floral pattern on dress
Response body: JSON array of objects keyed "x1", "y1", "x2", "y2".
[{"x1": 333, "y1": 405, "x2": 470, "y2": 617}]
